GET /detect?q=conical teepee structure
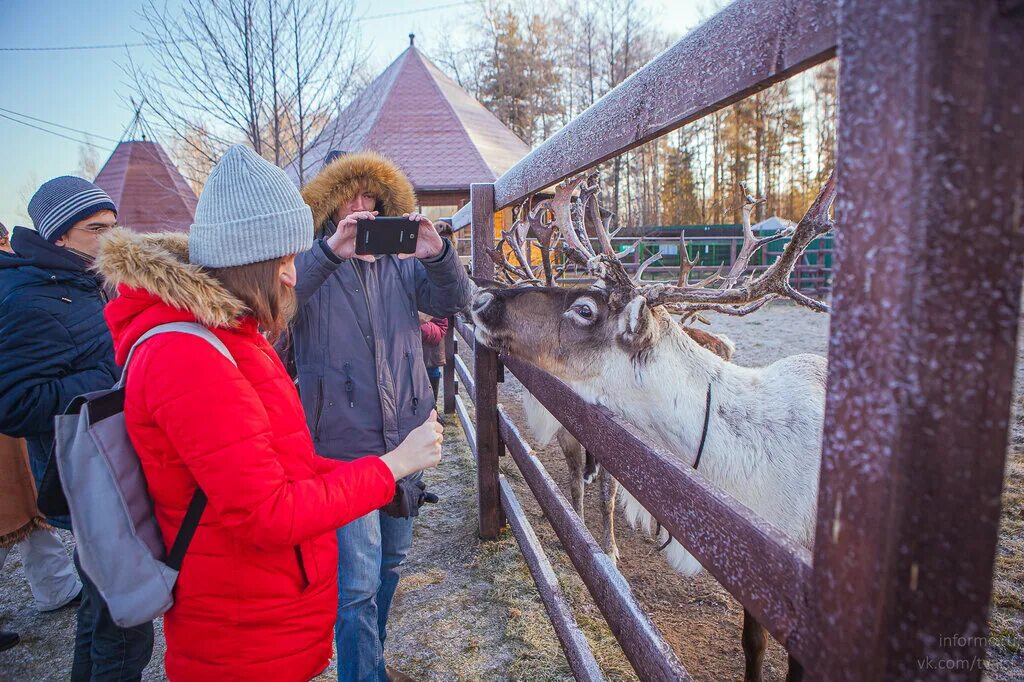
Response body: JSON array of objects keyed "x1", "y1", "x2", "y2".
[{"x1": 94, "y1": 106, "x2": 198, "y2": 233}]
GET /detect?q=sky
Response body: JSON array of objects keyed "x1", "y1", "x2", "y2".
[{"x1": 0, "y1": 0, "x2": 704, "y2": 227}]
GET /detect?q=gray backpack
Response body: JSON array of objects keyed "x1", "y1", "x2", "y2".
[{"x1": 54, "y1": 322, "x2": 235, "y2": 628}]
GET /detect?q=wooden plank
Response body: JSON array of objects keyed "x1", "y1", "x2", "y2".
[
  {"x1": 498, "y1": 407, "x2": 691, "y2": 681},
  {"x1": 498, "y1": 475, "x2": 606, "y2": 682},
  {"x1": 454, "y1": 353, "x2": 475, "y2": 405},
  {"x1": 442, "y1": 318, "x2": 456, "y2": 415},
  {"x1": 490, "y1": 0, "x2": 836, "y2": 209},
  {"x1": 452, "y1": 202, "x2": 471, "y2": 231},
  {"x1": 454, "y1": 314, "x2": 476, "y2": 351},
  {"x1": 810, "y1": 2, "x2": 1024, "y2": 679},
  {"x1": 454, "y1": 394, "x2": 476, "y2": 460},
  {"x1": 471, "y1": 183, "x2": 505, "y2": 539},
  {"x1": 502, "y1": 355, "x2": 814, "y2": 663}
]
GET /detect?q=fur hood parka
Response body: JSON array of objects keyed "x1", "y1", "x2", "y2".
[{"x1": 97, "y1": 229, "x2": 396, "y2": 681}]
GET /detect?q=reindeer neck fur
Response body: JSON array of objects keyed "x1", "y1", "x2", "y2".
[
  {"x1": 566, "y1": 316, "x2": 827, "y2": 575},
  {"x1": 569, "y1": 319, "x2": 747, "y2": 467}
]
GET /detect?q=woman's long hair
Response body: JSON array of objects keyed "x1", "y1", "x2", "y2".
[{"x1": 207, "y1": 258, "x2": 296, "y2": 343}]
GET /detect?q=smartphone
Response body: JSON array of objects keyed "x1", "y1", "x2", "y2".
[{"x1": 355, "y1": 218, "x2": 419, "y2": 256}]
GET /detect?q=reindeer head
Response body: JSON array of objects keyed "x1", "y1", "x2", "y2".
[
  {"x1": 470, "y1": 172, "x2": 836, "y2": 382},
  {"x1": 472, "y1": 284, "x2": 673, "y2": 380}
]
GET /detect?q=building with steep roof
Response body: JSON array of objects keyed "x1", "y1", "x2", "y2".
[{"x1": 288, "y1": 36, "x2": 531, "y2": 222}]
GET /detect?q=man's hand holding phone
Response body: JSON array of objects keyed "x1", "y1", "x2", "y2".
[
  {"x1": 326, "y1": 210, "x2": 379, "y2": 262},
  {"x1": 400, "y1": 213, "x2": 444, "y2": 260}
]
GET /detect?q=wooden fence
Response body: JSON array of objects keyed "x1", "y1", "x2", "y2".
[
  {"x1": 528, "y1": 235, "x2": 834, "y2": 295},
  {"x1": 443, "y1": 0, "x2": 1024, "y2": 679}
]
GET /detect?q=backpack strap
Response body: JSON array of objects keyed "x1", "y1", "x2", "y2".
[
  {"x1": 116, "y1": 321, "x2": 237, "y2": 389},
  {"x1": 118, "y1": 321, "x2": 237, "y2": 568},
  {"x1": 166, "y1": 489, "x2": 207, "y2": 571}
]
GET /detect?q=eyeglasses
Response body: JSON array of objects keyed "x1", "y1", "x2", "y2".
[{"x1": 71, "y1": 224, "x2": 117, "y2": 235}]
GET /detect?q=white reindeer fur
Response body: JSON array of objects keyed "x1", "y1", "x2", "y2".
[
  {"x1": 521, "y1": 390, "x2": 562, "y2": 447},
  {"x1": 570, "y1": 318, "x2": 826, "y2": 576},
  {"x1": 520, "y1": 323, "x2": 735, "y2": 452}
]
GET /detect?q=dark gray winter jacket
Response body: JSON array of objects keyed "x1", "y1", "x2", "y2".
[{"x1": 292, "y1": 237, "x2": 470, "y2": 460}]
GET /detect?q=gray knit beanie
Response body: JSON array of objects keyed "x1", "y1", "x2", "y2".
[{"x1": 189, "y1": 145, "x2": 313, "y2": 268}]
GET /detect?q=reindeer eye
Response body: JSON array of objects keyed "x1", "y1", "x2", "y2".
[{"x1": 572, "y1": 304, "x2": 594, "y2": 320}]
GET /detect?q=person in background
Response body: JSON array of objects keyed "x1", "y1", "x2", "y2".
[
  {"x1": 2, "y1": 226, "x2": 21, "y2": 653},
  {"x1": 95, "y1": 145, "x2": 443, "y2": 680},
  {"x1": 0, "y1": 431, "x2": 83, "y2": 611},
  {"x1": 0, "y1": 177, "x2": 153, "y2": 680},
  {"x1": 294, "y1": 152, "x2": 472, "y2": 682},
  {"x1": 419, "y1": 312, "x2": 448, "y2": 414}
]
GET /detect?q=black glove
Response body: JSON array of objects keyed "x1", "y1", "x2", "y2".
[{"x1": 381, "y1": 478, "x2": 439, "y2": 518}]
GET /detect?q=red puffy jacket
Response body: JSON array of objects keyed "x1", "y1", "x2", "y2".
[{"x1": 99, "y1": 231, "x2": 396, "y2": 681}]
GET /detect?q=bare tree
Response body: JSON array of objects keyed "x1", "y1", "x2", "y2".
[
  {"x1": 128, "y1": 0, "x2": 366, "y2": 185},
  {"x1": 77, "y1": 138, "x2": 101, "y2": 181}
]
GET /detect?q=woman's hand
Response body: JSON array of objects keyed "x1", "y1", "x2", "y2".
[
  {"x1": 380, "y1": 411, "x2": 443, "y2": 480},
  {"x1": 399, "y1": 213, "x2": 444, "y2": 260},
  {"x1": 325, "y1": 210, "x2": 378, "y2": 263}
]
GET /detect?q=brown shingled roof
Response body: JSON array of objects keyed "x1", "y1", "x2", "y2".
[
  {"x1": 94, "y1": 141, "x2": 198, "y2": 234},
  {"x1": 288, "y1": 46, "x2": 531, "y2": 190}
]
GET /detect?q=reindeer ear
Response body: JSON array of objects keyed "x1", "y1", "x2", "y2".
[
  {"x1": 618, "y1": 295, "x2": 657, "y2": 349},
  {"x1": 624, "y1": 295, "x2": 647, "y2": 335}
]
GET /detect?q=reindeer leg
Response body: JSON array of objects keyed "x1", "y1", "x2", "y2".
[
  {"x1": 556, "y1": 429, "x2": 586, "y2": 522},
  {"x1": 785, "y1": 654, "x2": 804, "y2": 682},
  {"x1": 600, "y1": 470, "x2": 619, "y2": 566},
  {"x1": 742, "y1": 609, "x2": 766, "y2": 682},
  {"x1": 583, "y1": 449, "x2": 598, "y2": 484}
]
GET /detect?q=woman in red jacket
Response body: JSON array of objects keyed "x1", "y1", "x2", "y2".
[{"x1": 95, "y1": 145, "x2": 442, "y2": 681}]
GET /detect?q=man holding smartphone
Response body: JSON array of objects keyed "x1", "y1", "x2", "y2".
[{"x1": 292, "y1": 151, "x2": 471, "y2": 681}]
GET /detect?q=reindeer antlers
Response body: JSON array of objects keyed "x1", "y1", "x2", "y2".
[
  {"x1": 489, "y1": 168, "x2": 837, "y2": 316},
  {"x1": 638, "y1": 171, "x2": 837, "y2": 313}
]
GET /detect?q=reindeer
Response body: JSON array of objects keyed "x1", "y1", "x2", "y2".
[
  {"x1": 484, "y1": 190, "x2": 735, "y2": 566},
  {"x1": 471, "y1": 172, "x2": 836, "y2": 682}
]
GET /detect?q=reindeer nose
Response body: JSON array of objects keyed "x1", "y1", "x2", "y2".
[
  {"x1": 470, "y1": 291, "x2": 503, "y2": 329},
  {"x1": 471, "y1": 291, "x2": 495, "y2": 314}
]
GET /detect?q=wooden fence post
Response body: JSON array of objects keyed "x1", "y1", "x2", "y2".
[
  {"x1": 470, "y1": 183, "x2": 505, "y2": 539},
  {"x1": 810, "y1": 2, "x2": 1024, "y2": 679},
  {"x1": 442, "y1": 319, "x2": 456, "y2": 415}
]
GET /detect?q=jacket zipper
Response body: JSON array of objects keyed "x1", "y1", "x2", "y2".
[
  {"x1": 353, "y1": 263, "x2": 391, "y2": 426},
  {"x1": 353, "y1": 266, "x2": 379, "y2": 357},
  {"x1": 344, "y1": 363, "x2": 355, "y2": 408},
  {"x1": 312, "y1": 376, "x2": 325, "y2": 441},
  {"x1": 405, "y1": 351, "x2": 419, "y2": 415}
]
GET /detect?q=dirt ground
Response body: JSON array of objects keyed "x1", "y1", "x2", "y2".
[{"x1": 1, "y1": 302, "x2": 1021, "y2": 680}]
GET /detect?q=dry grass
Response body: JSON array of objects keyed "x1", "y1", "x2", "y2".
[{"x1": 986, "y1": 448, "x2": 1024, "y2": 677}]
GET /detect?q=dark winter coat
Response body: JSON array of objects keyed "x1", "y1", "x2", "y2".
[
  {"x1": 293, "y1": 152, "x2": 472, "y2": 460},
  {"x1": 0, "y1": 227, "x2": 118, "y2": 492},
  {"x1": 98, "y1": 230, "x2": 396, "y2": 681}
]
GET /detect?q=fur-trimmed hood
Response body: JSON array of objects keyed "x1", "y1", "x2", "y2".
[
  {"x1": 300, "y1": 151, "x2": 416, "y2": 228},
  {"x1": 95, "y1": 229, "x2": 245, "y2": 329}
]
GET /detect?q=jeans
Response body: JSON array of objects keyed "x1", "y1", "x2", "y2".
[
  {"x1": 335, "y1": 509, "x2": 415, "y2": 682},
  {"x1": 71, "y1": 552, "x2": 154, "y2": 682},
  {"x1": 0, "y1": 528, "x2": 80, "y2": 611},
  {"x1": 28, "y1": 445, "x2": 71, "y2": 530}
]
